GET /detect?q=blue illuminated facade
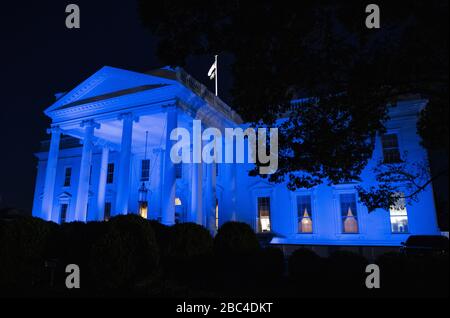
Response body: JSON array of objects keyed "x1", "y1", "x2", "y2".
[{"x1": 32, "y1": 66, "x2": 441, "y2": 246}]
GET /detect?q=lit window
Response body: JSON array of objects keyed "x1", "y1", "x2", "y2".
[
  {"x1": 104, "y1": 202, "x2": 111, "y2": 221},
  {"x1": 63, "y1": 167, "x2": 72, "y2": 187},
  {"x1": 60, "y1": 204, "x2": 68, "y2": 223},
  {"x1": 141, "y1": 159, "x2": 150, "y2": 181},
  {"x1": 215, "y1": 199, "x2": 219, "y2": 230},
  {"x1": 340, "y1": 193, "x2": 359, "y2": 233},
  {"x1": 175, "y1": 197, "x2": 182, "y2": 206},
  {"x1": 382, "y1": 134, "x2": 402, "y2": 164},
  {"x1": 106, "y1": 163, "x2": 114, "y2": 184},
  {"x1": 390, "y1": 194, "x2": 409, "y2": 233},
  {"x1": 297, "y1": 195, "x2": 313, "y2": 233},
  {"x1": 257, "y1": 197, "x2": 271, "y2": 232}
]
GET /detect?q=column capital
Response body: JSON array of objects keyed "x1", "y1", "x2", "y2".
[
  {"x1": 46, "y1": 126, "x2": 61, "y2": 135},
  {"x1": 80, "y1": 119, "x2": 101, "y2": 129},
  {"x1": 118, "y1": 112, "x2": 139, "y2": 123}
]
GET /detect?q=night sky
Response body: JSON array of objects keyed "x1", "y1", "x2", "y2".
[{"x1": 0, "y1": 1, "x2": 232, "y2": 212}]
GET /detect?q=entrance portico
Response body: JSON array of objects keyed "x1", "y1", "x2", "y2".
[{"x1": 37, "y1": 66, "x2": 241, "y2": 230}]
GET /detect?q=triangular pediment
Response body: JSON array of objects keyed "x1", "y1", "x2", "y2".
[{"x1": 45, "y1": 66, "x2": 178, "y2": 115}]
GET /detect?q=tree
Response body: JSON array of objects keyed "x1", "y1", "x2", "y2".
[{"x1": 139, "y1": 0, "x2": 448, "y2": 211}]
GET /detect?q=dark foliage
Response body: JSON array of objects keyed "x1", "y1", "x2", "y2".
[
  {"x1": 139, "y1": 0, "x2": 449, "y2": 210},
  {"x1": 288, "y1": 248, "x2": 326, "y2": 295},
  {"x1": 0, "y1": 217, "x2": 57, "y2": 292},
  {"x1": 327, "y1": 250, "x2": 369, "y2": 295},
  {"x1": 89, "y1": 215, "x2": 160, "y2": 291},
  {"x1": 214, "y1": 221, "x2": 260, "y2": 256},
  {"x1": 165, "y1": 223, "x2": 214, "y2": 287}
]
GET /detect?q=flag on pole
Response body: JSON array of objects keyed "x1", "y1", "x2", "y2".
[
  {"x1": 208, "y1": 60, "x2": 217, "y2": 80},
  {"x1": 208, "y1": 55, "x2": 219, "y2": 96}
]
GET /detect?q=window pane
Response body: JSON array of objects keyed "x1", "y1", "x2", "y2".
[
  {"x1": 141, "y1": 159, "x2": 150, "y2": 181},
  {"x1": 297, "y1": 195, "x2": 313, "y2": 233},
  {"x1": 107, "y1": 163, "x2": 114, "y2": 184},
  {"x1": 390, "y1": 194, "x2": 409, "y2": 233},
  {"x1": 257, "y1": 197, "x2": 271, "y2": 232},
  {"x1": 60, "y1": 204, "x2": 68, "y2": 223},
  {"x1": 175, "y1": 163, "x2": 182, "y2": 179},
  {"x1": 64, "y1": 167, "x2": 72, "y2": 187},
  {"x1": 382, "y1": 134, "x2": 401, "y2": 163},
  {"x1": 340, "y1": 193, "x2": 359, "y2": 233},
  {"x1": 104, "y1": 202, "x2": 111, "y2": 221}
]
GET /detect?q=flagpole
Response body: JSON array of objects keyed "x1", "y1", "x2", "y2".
[{"x1": 214, "y1": 55, "x2": 218, "y2": 96}]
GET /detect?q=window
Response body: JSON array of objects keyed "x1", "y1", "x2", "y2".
[
  {"x1": 141, "y1": 159, "x2": 150, "y2": 181},
  {"x1": 89, "y1": 165, "x2": 93, "y2": 185},
  {"x1": 63, "y1": 167, "x2": 72, "y2": 187},
  {"x1": 382, "y1": 134, "x2": 402, "y2": 164},
  {"x1": 297, "y1": 195, "x2": 313, "y2": 233},
  {"x1": 60, "y1": 204, "x2": 68, "y2": 223},
  {"x1": 104, "y1": 202, "x2": 111, "y2": 221},
  {"x1": 106, "y1": 163, "x2": 114, "y2": 184},
  {"x1": 340, "y1": 193, "x2": 359, "y2": 233},
  {"x1": 175, "y1": 163, "x2": 182, "y2": 179},
  {"x1": 390, "y1": 194, "x2": 409, "y2": 233},
  {"x1": 257, "y1": 197, "x2": 271, "y2": 232}
]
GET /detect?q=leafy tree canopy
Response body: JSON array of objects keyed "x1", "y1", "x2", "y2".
[{"x1": 139, "y1": 0, "x2": 448, "y2": 211}]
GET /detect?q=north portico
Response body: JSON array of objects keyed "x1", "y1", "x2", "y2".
[{"x1": 36, "y1": 66, "x2": 242, "y2": 229}]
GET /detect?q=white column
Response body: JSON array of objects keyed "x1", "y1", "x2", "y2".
[
  {"x1": 161, "y1": 107, "x2": 177, "y2": 225},
  {"x1": 41, "y1": 126, "x2": 61, "y2": 221},
  {"x1": 206, "y1": 162, "x2": 217, "y2": 233},
  {"x1": 74, "y1": 120, "x2": 99, "y2": 221},
  {"x1": 190, "y1": 160, "x2": 203, "y2": 224},
  {"x1": 116, "y1": 112, "x2": 136, "y2": 215},
  {"x1": 96, "y1": 144, "x2": 109, "y2": 220}
]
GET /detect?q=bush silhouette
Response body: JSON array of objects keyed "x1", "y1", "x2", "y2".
[
  {"x1": 214, "y1": 221, "x2": 260, "y2": 256},
  {"x1": 327, "y1": 250, "x2": 369, "y2": 295},
  {"x1": 165, "y1": 223, "x2": 214, "y2": 287},
  {"x1": 0, "y1": 217, "x2": 57, "y2": 292},
  {"x1": 89, "y1": 214, "x2": 159, "y2": 291}
]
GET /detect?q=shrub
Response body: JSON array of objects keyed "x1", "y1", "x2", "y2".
[
  {"x1": 255, "y1": 247, "x2": 285, "y2": 283},
  {"x1": 165, "y1": 223, "x2": 214, "y2": 286},
  {"x1": 214, "y1": 221, "x2": 260, "y2": 256},
  {"x1": 0, "y1": 217, "x2": 57, "y2": 292},
  {"x1": 89, "y1": 214, "x2": 159, "y2": 291},
  {"x1": 327, "y1": 250, "x2": 369, "y2": 295},
  {"x1": 167, "y1": 222, "x2": 213, "y2": 260}
]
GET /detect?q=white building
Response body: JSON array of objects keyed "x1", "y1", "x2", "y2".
[{"x1": 32, "y1": 66, "x2": 441, "y2": 247}]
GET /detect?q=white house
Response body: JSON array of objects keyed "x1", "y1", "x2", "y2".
[{"x1": 32, "y1": 66, "x2": 441, "y2": 247}]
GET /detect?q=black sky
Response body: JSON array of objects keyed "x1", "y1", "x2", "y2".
[{"x1": 0, "y1": 1, "x2": 233, "y2": 211}]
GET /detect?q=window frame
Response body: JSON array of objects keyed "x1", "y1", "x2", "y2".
[
  {"x1": 63, "y1": 166, "x2": 72, "y2": 187},
  {"x1": 60, "y1": 203, "x2": 69, "y2": 223},
  {"x1": 332, "y1": 185, "x2": 365, "y2": 236},
  {"x1": 256, "y1": 196, "x2": 272, "y2": 233},
  {"x1": 106, "y1": 162, "x2": 115, "y2": 184},
  {"x1": 141, "y1": 159, "x2": 150, "y2": 182},
  {"x1": 389, "y1": 193, "x2": 410, "y2": 234},
  {"x1": 381, "y1": 132, "x2": 403, "y2": 164}
]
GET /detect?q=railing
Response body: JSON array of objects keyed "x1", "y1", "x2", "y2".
[{"x1": 176, "y1": 68, "x2": 242, "y2": 123}]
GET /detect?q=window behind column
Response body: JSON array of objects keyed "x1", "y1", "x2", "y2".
[
  {"x1": 60, "y1": 204, "x2": 68, "y2": 223},
  {"x1": 104, "y1": 202, "x2": 111, "y2": 221},
  {"x1": 257, "y1": 197, "x2": 271, "y2": 232},
  {"x1": 141, "y1": 159, "x2": 150, "y2": 181},
  {"x1": 340, "y1": 193, "x2": 359, "y2": 233},
  {"x1": 382, "y1": 134, "x2": 402, "y2": 164},
  {"x1": 297, "y1": 195, "x2": 313, "y2": 233},
  {"x1": 390, "y1": 193, "x2": 409, "y2": 233},
  {"x1": 106, "y1": 163, "x2": 114, "y2": 184},
  {"x1": 63, "y1": 167, "x2": 72, "y2": 187}
]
